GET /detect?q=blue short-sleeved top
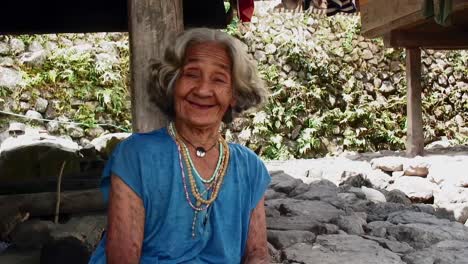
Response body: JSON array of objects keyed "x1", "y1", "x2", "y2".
[{"x1": 89, "y1": 127, "x2": 271, "y2": 264}]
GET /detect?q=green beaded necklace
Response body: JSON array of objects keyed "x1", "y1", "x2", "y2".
[{"x1": 182, "y1": 142, "x2": 223, "y2": 184}]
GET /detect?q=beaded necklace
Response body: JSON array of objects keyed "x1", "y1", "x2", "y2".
[
  {"x1": 168, "y1": 123, "x2": 230, "y2": 238},
  {"x1": 182, "y1": 142, "x2": 223, "y2": 184}
]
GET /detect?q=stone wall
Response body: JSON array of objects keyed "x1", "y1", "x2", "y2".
[{"x1": 0, "y1": 1, "x2": 467, "y2": 158}]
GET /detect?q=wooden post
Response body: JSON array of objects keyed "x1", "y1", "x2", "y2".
[
  {"x1": 128, "y1": 0, "x2": 183, "y2": 132},
  {"x1": 405, "y1": 48, "x2": 424, "y2": 156}
]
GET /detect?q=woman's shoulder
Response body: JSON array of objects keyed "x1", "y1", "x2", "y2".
[
  {"x1": 118, "y1": 127, "x2": 172, "y2": 151},
  {"x1": 228, "y1": 143, "x2": 262, "y2": 163}
]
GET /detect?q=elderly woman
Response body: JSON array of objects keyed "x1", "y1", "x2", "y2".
[{"x1": 89, "y1": 28, "x2": 271, "y2": 264}]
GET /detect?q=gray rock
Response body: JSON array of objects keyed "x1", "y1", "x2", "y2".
[
  {"x1": 403, "y1": 157, "x2": 429, "y2": 177},
  {"x1": 366, "y1": 202, "x2": 410, "y2": 222},
  {"x1": 264, "y1": 43, "x2": 277, "y2": 54},
  {"x1": 45, "y1": 100, "x2": 60, "y2": 119},
  {"x1": 379, "y1": 81, "x2": 396, "y2": 94},
  {"x1": 385, "y1": 190, "x2": 411, "y2": 205},
  {"x1": 362, "y1": 49, "x2": 373, "y2": 60},
  {"x1": 387, "y1": 221, "x2": 468, "y2": 250},
  {"x1": 266, "y1": 216, "x2": 326, "y2": 234},
  {"x1": 25, "y1": 110, "x2": 43, "y2": 123},
  {"x1": 85, "y1": 126, "x2": 105, "y2": 138},
  {"x1": 34, "y1": 98, "x2": 49, "y2": 114},
  {"x1": 361, "y1": 186, "x2": 386, "y2": 203},
  {"x1": 46, "y1": 121, "x2": 60, "y2": 134},
  {"x1": 28, "y1": 41, "x2": 44, "y2": 52},
  {"x1": 10, "y1": 220, "x2": 55, "y2": 249},
  {"x1": 371, "y1": 156, "x2": 406, "y2": 172},
  {"x1": 267, "y1": 230, "x2": 315, "y2": 249},
  {"x1": 403, "y1": 240, "x2": 468, "y2": 264},
  {"x1": 8, "y1": 122, "x2": 26, "y2": 136},
  {"x1": 361, "y1": 235, "x2": 413, "y2": 254},
  {"x1": 366, "y1": 170, "x2": 391, "y2": 189},
  {"x1": 90, "y1": 133, "x2": 130, "y2": 158},
  {"x1": 0, "y1": 57, "x2": 14, "y2": 67},
  {"x1": 340, "y1": 173, "x2": 371, "y2": 188},
  {"x1": 388, "y1": 177, "x2": 437, "y2": 203},
  {"x1": 19, "y1": 50, "x2": 47, "y2": 66},
  {"x1": 20, "y1": 91, "x2": 31, "y2": 101},
  {"x1": 265, "y1": 189, "x2": 287, "y2": 200},
  {"x1": 282, "y1": 235, "x2": 404, "y2": 264},
  {"x1": 44, "y1": 41, "x2": 58, "y2": 51},
  {"x1": 365, "y1": 221, "x2": 394, "y2": 237},
  {"x1": 271, "y1": 177, "x2": 302, "y2": 195},
  {"x1": 387, "y1": 210, "x2": 451, "y2": 226},
  {"x1": 266, "y1": 199, "x2": 344, "y2": 223},
  {"x1": 336, "y1": 214, "x2": 366, "y2": 235},
  {"x1": 66, "y1": 125, "x2": 84, "y2": 139},
  {"x1": 10, "y1": 38, "x2": 25, "y2": 54},
  {"x1": 0, "y1": 134, "x2": 80, "y2": 180},
  {"x1": 0, "y1": 67, "x2": 23, "y2": 91},
  {"x1": 293, "y1": 182, "x2": 339, "y2": 202},
  {"x1": 254, "y1": 50, "x2": 266, "y2": 62},
  {"x1": 0, "y1": 42, "x2": 10, "y2": 55},
  {"x1": 19, "y1": 102, "x2": 30, "y2": 112},
  {"x1": 337, "y1": 192, "x2": 360, "y2": 204}
]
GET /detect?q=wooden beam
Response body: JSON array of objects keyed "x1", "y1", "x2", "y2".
[
  {"x1": 361, "y1": 0, "x2": 468, "y2": 38},
  {"x1": 128, "y1": 0, "x2": 183, "y2": 132},
  {"x1": 405, "y1": 48, "x2": 424, "y2": 157},
  {"x1": 384, "y1": 29, "x2": 468, "y2": 49},
  {"x1": 361, "y1": 0, "x2": 425, "y2": 38},
  {"x1": 0, "y1": 189, "x2": 105, "y2": 217}
]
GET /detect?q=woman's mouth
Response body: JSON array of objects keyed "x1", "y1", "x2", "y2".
[{"x1": 188, "y1": 101, "x2": 215, "y2": 110}]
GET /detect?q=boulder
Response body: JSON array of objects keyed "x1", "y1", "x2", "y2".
[
  {"x1": 282, "y1": 235, "x2": 405, "y2": 264},
  {"x1": 361, "y1": 186, "x2": 386, "y2": 203},
  {"x1": 402, "y1": 240, "x2": 468, "y2": 264},
  {"x1": 267, "y1": 230, "x2": 315, "y2": 249},
  {"x1": 388, "y1": 176, "x2": 437, "y2": 203},
  {"x1": 10, "y1": 220, "x2": 55, "y2": 249},
  {"x1": 371, "y1": 156, "x2": 406, "y2": 172},
  {"x1": 335, "y1": 214, "x2": 366, "y2": 235},
  {"x1": 34, "y1": 98, "x2": 49, "y2": 114},
  {"x1": 0, "y1": 67, "x2": 22, "y2": 92},
  {"x1": 90, "y1": 133, "x2": 131, "y2": 159},
  {"x1": 0, "y1": 134, "x2": 80, "y2": 181}
]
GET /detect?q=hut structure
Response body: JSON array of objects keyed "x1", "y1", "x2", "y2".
[{"x1": 360, "y1": 0, "x2": 468, "y2": 156}]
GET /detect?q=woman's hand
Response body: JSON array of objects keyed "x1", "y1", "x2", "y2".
[
  {"x1": 243, "y1": 197, "x2": 270, "y2": 264},
  {"x1": 106, "y1": 175, "x2": 145, "y2": 264}
]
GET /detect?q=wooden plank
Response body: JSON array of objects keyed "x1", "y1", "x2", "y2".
[
  {"x1": 361, "y1": 0, "x2": 468, "y2": 38},
  {"x1": 361, "y1": 0, "x2": 425, "y2": 38},
  {"x1": 0, "y1": 0, "x2": 127, "y2": 34},
  {"x1": 0, "y1": 189, "x2": 105, "y2": 217},
  {"x1": 128, "y1": 0, "x2": 183, "y2": 132},
  {"x1": 405, "y1": 48, "x2": 424, "y2": 157},
  {"x1": 385, "y1": 29, "x2": 468, "y2": 49}
]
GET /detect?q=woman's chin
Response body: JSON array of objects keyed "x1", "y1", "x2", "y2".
[{"x1": 180, "y1": 118, "x2": 222, "y2": 128}]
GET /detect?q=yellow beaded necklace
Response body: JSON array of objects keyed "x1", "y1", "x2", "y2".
[{"x1": 169, "y1": 122, "x2": 230, "y2": 207}]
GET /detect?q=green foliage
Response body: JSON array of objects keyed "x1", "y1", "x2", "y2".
[
  {"x1": 232, "y1": 15, "x2": 424, "y2": 159},
  {"x1": 17, "y1": 34, "x2": 131, "y2": 132}
]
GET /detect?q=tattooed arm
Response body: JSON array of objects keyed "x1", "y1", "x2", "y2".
[
  {"x1": 106, "y1": 175, "x2": 145, "y2": 264},
  {"x1": 243, "y1": 197, "x2": 270, "y2": 264}
]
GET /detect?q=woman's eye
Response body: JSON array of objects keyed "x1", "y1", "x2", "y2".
[
  {"x1": 214, "y1": 78, "x2": 227, "y2": 83},
  {"x1": 184, "y1": 71, "x2": 199, "y2": 78}
]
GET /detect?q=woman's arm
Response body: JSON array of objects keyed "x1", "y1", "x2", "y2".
[
  {"x1": 106, "y1": 175, "x2": 145, "y2": 264},
  {"x1": 243, "y1": 197, "x2": 270, "y2": 264}
]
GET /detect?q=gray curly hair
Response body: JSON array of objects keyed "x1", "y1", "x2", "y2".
[{"x1": 148, "y1": 28, "x2": 268, "y2": 123}]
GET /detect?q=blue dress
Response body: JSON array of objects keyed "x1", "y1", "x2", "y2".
[{"x1": 88, "y1": 128, "x2": 271, "y2": 264}]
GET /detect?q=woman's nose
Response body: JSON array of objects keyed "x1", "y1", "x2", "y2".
[{"x1": 194, "y1": 78, "x2": 213, "y2": 97}]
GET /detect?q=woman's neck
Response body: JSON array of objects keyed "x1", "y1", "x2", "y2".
[{"x1": 173, "y1": 120, "x2": 221, "y2": 148}]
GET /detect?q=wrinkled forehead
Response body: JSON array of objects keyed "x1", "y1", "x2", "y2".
[{"x1": 183, "y1": 41, "x2": 232, "y2": 71}]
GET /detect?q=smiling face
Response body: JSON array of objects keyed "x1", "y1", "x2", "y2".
[{"x1": 173, "y1": 42, "x2": 236, "y2": 129}]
